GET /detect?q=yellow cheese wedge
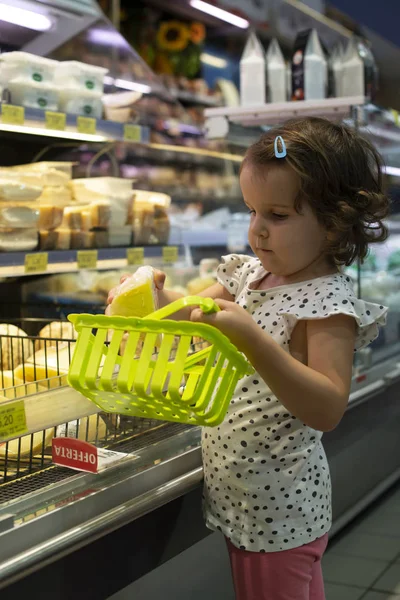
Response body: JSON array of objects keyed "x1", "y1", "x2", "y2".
[
  {"x1": 109, "y1": 266, "x2": 157, "y2": 318},
  {"x1": 0, "y1": 370, "x2": 47, "y2": 398},
  {"x1": 14, "y1": 364, "x2": 68, "y2": 388}
]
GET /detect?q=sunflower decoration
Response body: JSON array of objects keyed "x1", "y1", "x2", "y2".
[
  {"x1": 157, "y1": 21, "x2": 190, "y2": 52},
  {"x1": 190, "y1": 22, "x2": 206, "y2": 45}
]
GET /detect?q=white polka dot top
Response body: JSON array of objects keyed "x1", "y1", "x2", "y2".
[{"x1": 202, "y1": 254, "x2": 387, "y2": 553}]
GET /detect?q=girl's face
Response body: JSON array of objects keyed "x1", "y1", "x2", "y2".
[{"x1": 240, "y1": 164, "x2": 329, "y2": 278}]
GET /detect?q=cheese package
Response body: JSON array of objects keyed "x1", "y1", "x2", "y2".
[
  {"x1": 0, "y1": 178, "x2": 42, "y2": 202},
  {"x1": 109, "y1": 266, "x2": 158, "y2": 317},
  {"x1": 88, "y1": 203, "x2": 111, "y2": 229},
  {"x1": 37, "y1": 205, "x2": 64, "y2": 230},
  {"x1": 7, "y1": 80, "x2": 59, "y2": 111},
  {"x1": 38, "y1": 186, "x2": 72, "y2": 206},
  {"x1": 39, "y1": 228, "x2": 71, "y2": 250},
  {"x1": 62, "y1": 206, "x2": 85, "y2": 230},
  {"x1": 153, "y1": 205, "x2": 170, "y2": 244},
  {"x1": 0, "y1": 228, "x2": 38, "y2": 252},
  {"x1": 92, "y1": 230, "x2": 109, "y2": 248},
  {"x1": 0, "y1": 324, "x2": 33, "y2": 370},
  {"x1": 15, "y1": 343, "x2": 72, "y2": 387},
  {"x1": 35, "y1": 321, "x2": 77, "y2": 350},
  {"x1": 13, "y1": 162, "x2": 75, "y2": 181},
  {"x1": 0, "y1": 204, "x2": 39, "y2": 228},
  {"x1": 70, "y1": 230, "x2": 94, "y2": 249},
  {"x1": 132, "y1": 202, "x2": 154, "y2": 245}
]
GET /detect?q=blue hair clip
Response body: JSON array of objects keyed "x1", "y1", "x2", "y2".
[{"x1": 274, "y1": 135, "x2": 287, "y2": 159}]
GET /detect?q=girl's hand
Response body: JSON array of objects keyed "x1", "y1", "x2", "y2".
[{"x1": 190, "y1": 298, "x2": 259, "y2": 354}]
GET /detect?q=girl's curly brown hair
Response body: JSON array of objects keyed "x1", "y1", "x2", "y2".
[{"x1": 241, "y1": 117, "x2": 390, "y2": 266}]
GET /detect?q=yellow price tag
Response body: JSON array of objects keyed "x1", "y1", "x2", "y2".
[
  {"x1": 77, "y1": 116, "x2": 96, "y2": 135},
  {"x1": 45, "y1": 111, "x2": 66, "y2": 131},
  {"x1": 24, "y1": 252, "x2": 48, "y2": 274},
  {"x1": 162, "y1": 246, "x2": 178, "y2": 264},
  {"x1": 0, "y1": 400, "x2": 27, "y2": 441},
  {"x1": 124, "y1": 124, "x2": 141, "y2": 142},
  {"x1": 127, "y1": 247, "x2": 144, "y2": 265},
  {"x1": 77, "y1": 250, "x2": 98, "y2": 269},
  {"x1": 2, "y1": 104, "x2": 25, "y2": 126}
]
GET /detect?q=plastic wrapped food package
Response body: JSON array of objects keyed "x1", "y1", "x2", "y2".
[
  {"x1": 39, "y1": 228, "x2": 71, "y2": 251},
  {"x1": 0, "y1": 178, "x2": 42, "y2": 202},
  {"x1": 132, "y1": 201, "x2": 154, "y2": 245},
  {"x1": 0, "y1": 52, "x2": 57, "y2": 85},
  {"x1": 0, "y1": 203, "x2": 39, "y2": 228},
  {"x1": 7, "y1": 80, "x2": 59, "y2": 111},
  {"x1": 54, "y1": 61, "x2": 108, "y2": 94},
  {"x1": 37, "y1": 205, "x2": 64, "y2": 230},
  {"x1": 11, "y1": 162, "x2": 74, "y2": 183},
  {"x1": 109, "y1": 266, "x2": 158, "y2": 317},
  {"x1": 58, "y1": 88, "x2": 103, "y2": 119},
  {"x1": 0, "y1": 229, "x2": 38, "y2": 252}
]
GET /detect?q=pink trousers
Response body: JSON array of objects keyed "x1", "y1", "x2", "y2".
[{"x1": 226, "y1": 534, "x2": 329, "y2": 600}]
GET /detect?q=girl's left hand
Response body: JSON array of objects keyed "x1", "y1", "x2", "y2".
[{"x1": 190, "y1": 298, "x2": 259, "y2": 354}]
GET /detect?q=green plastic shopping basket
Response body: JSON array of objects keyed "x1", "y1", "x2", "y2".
[{"x1": 68, "y1": 296, "x2": 254, "y2": 427}]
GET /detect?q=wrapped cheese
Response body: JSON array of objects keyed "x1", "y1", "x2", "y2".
[
  {"x1": 15, "y1": 343, "x2": 72, "y2": 387},
  {"x1": 132, "y1": 202, "x2": 154, "y2": 245},
  {"x1": 109, "y1": 266, "x2": 157, "y2": 317},
  {"x1": 70, "y1": 230, "x2": 94, "y2": 249},
  {"x1": 62, "y1": 206, "x2": 85, "y2": 230},
  {"x1": 0, "y1": 228, "x2": 38, "y2": 252},
  {"x1": 39, "y1": 228, "x2": 71, "y2": 250},
  {"x1": 92, "y1": 230, "x2": 109, "y2": 248},
  {"x1": 0, "y1": 178, "x2": 42, "y2": 202},
  {"x1": 38, "y1": 205, "x2": 63, "y2": 230},
  {"x1": 0, "y1": 370, "x2": 47, "y2": 398},
  {"x1": 88, "y1": 202, "x2": 111, "y2": 229},
  {"x1": 0, "y1": 203, "x2": 39, "y2": 228},
  {"x1": 0, "y1": 324, "x2": 32, "y2": 370},
  {"x1": 35, "y1": 321, "x2": 77, "y2": 350},
  {"x1": 37, "y1": 186, "x2": 72, "y2": 206}
]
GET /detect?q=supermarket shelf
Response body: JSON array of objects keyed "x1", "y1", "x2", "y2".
[
  {"x1": 0, "y1": 385, "x2": 100, "y2": 443},
  {"x1": 204, "y1": 96, "x2": 366, "y2": 131},
  {"x1": 0, "y1": 246, "x2": 185, "y2": 278},
  {"x1": 0, "y1": 105, "x2": 150, "y2": 144},
  {"x1": 170, "y1": 89, "x2": 222, "y2": 107}
]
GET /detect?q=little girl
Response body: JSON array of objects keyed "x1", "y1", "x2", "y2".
[{"x1": 108, "y1": 117, "x2": 389, "y2": 600}]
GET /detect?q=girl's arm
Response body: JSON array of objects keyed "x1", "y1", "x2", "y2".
[
  {"x1": 192, "y1": 299, "x2": 356, "y2": 432},
  {"x1": 107, "y1": 271, "x2": 234, "y2": 320}
]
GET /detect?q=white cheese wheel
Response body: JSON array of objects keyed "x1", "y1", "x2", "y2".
[
  {"x1": 35, "y1": 322, "x2": 77, "y2": 351},
  {"x1": 0, "y1": 324, "x2": 32, "y2": 371}
]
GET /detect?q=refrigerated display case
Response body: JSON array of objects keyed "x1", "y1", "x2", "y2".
[{"x1": 0, "y1": 2, "x2": 399, "y2": 597}]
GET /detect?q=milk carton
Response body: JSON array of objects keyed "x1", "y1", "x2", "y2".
[
  {"x1": 240, "y1": 31, "x2": 266, "y2": 106},
  {"x1": 266, "y1": 38, "x2": 286, "y2": 104},
  {"x1": 342, "y1": 36, "x2": 378, "y2": 100},
  {"x1": 292, "y1": 29, "x2": 327, "y2": 101}
]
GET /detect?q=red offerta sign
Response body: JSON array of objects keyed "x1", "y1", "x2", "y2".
[{"x1": 52, "y1": 437, "x2": 98, "y2": 473}]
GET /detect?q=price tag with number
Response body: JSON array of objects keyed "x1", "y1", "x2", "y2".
[
  {"x1": 45, "y1": 111, "x2": 66, "y2": 131},
  {"x1": 77, "y1": 116, "x2": 96, "y2": 135},
  {"x1": 0, "y1": 401, "x2": 27, "y2": 441},
  {"x1": 24, "y1": 252, "x2": 48, "y2": 274},
  {"x1": 2, "y1": 104, "x2": 25, "y2": 126},
  {"x1": 127, "y1": 247, "x2": 144, "y2": 265},
  {"x1": 162, "y1": 246, "x2": 178, "y2": 264},
  {"x1": 77, "y1": 250, "x2": 98, "y2": 269},
  {"x1": 123, "y1": 124, "x2": 141, "y2": 142}
]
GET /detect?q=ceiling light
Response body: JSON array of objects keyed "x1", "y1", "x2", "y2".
[
  {"x1": 190, "y1": 0, "x2": 249, "y2": 29},
  {"x1": 382, "y1": 165, "x2": 400, "y2": 177},
  {"x1": 104, "y1": 76, "x2": 151, "y2": 94},
  {"x1": 0, "y1": 3, "x2": 52, "y2": 31},
  {"x1": 200, "y1": 52, "x2": 227, "y2": 68}
]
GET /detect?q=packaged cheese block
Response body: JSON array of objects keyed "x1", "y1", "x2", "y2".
[
  {"x1": 11, "y1": 162, "x2": 74, "y2": 183},
  {"x1": 132, "y1": 202, "x2": 154, "y2": 245},
  {"x1": 0, "y1": 228, "x2": 38, "y2": 252},
  {"x1": 54, "y1": 228, "x2": 71, "y2": 250},
  {"x1": 92, "y1": 230, "x2": 109, "y2": 248},
  {"x1": 37, "y1": 186, "x2": 72, "y2": 206},
  {"x1": 15, "y1": 343, "x2": 73, "y2": 387},
  {"x1": 70, "y1": 230, "x2": 94, "y2": 249},
  {"x1": 0, "y1": 324, "x2": 32, "y2": 371},
  {"x1": 35, "y1": 321, "x2": 77, "y2": 350},
  {"x1": 62, "y1": 206, "x2": 85, "y2": 230},
  {"x1": 39, "y1": 230, "x2": 58, "y2": 250},
  {"x1": 14, "y1": 363, "x2": 67, "y2": 388},
  {"x1": 0, "y1": 178, "x2": 42, "y2": 202},
  {"x1": 153, "y1": 205, "x2": 170, "y2": 244},
  {"x1": 88, "y1": 202, "x2": 111, "y2": 229},
  {"x1": 109, "y1": 266, "x2": 158, "y2": 317},
  {"x1": 38, "y1": 205, "x2": 64, "y2": 230},
  {"x1": 80, "y1": 209, "x2": 92, "y2": 232},
  {"x1": 0, "y1": 204, "x2": 39, "y2": 228}
]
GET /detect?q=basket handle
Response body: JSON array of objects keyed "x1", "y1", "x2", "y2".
[{"x1": 149, "y1": 296, "x2": 220, "y2": 321}]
